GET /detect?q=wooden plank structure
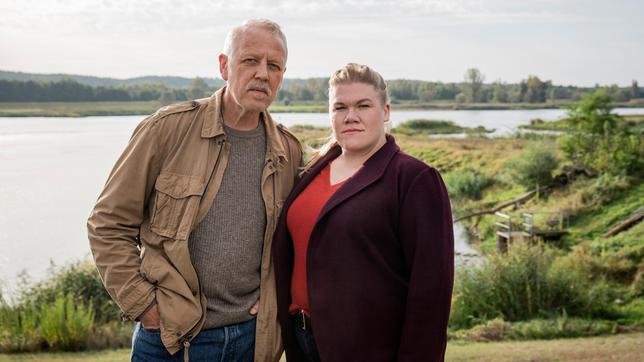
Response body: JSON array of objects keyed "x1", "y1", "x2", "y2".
[
  {"x1": 495, "y1": 212, "x2": 528, "y2": 253},
  {"x1": 495, "y1": 210, "x2": 569, "y2": 252}
]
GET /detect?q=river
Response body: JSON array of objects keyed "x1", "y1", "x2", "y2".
[{"x1": 1, "y1": 107, "x2": 642, "y2": 296}]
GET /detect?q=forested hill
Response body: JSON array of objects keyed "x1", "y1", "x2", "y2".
[{"x1": 0, "y1": 70, "x2": 224, "y2": 88}]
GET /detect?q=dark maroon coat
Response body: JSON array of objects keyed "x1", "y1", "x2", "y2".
[{"x1": 273, "y1": 135, "x2": 454, "y2": 362}]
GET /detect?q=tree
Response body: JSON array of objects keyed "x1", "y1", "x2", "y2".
[
  {"x1": 189, "y1": 77, "x2": 209, "y2": 99},
  {"x1": 559, "y1": 91, "x2": 642, "y2": 175},
  {"x1": 492, "y1": 80, "x2": 509, "y2": 103},
  {"x1": 520, "y1": 75, "x2": 549, "y2": 103},
  {"x1": 632, "y1": 80, "x2": 640, "y2": 99},
  {"x1": 159, "y1": 89, "x2": 176, "y2": 106},
  {"x1": 463, "y1": 68, "x2": 485, "y2": 103},
  {"x1": 418, "y1": 83, "x2": 433, "y2": 102}
]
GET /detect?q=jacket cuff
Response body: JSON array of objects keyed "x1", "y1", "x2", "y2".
[
  {"x1": 119, "y1": 280, "x2": 156, "y2": 321},
  {"x1": 135, "y1": 296, "x2": 158, "y2": 321}
]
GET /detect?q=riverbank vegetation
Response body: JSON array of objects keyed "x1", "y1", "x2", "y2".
[
  {"x1": 436, "y1": 91, "x2": 643, "y2": 344},
  {"x1": 2, "y1": 69, "x2": 643, "y2": 116},
  {"x1": 393, "y1": 119, "x2": 493, "y2": 135},
  {"x1": 1, "y1": 91, "x2": 641, "y2": 355}
]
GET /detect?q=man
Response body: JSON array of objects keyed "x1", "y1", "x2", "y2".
[{"x1": 87, "y1": 19, "x2": 301, "y2": 361}]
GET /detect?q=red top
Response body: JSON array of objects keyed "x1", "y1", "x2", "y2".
[{"x1": 287, "y1": 163, "x2": 346, "y2": 315}]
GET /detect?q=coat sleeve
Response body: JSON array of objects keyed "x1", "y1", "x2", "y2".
[
  {"x1": 397, "y1": 167, "x2": 454, "y2": 362},
  {"x1": 87, "y1": 115, "x2": 163, "y2": 321}
]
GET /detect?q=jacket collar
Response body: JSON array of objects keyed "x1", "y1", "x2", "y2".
[
  {"x1": 201, "y1": 87, "x2": 289, "y2": 163},
  {"x1": 287, "y1": 135, "x2": 400, "y2": 221}
]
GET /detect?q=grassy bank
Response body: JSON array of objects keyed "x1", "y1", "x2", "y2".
[
  {"x1": 521, "y1": 113, "x2": 644, "y2": 133},
  {"x1": 2, "y1": 98, "x2": 644, "y2": 117},
  {"x1": 393, "y1": 119, "x2": 494, "y2": 135},
  {"x1": 1, "y1": 332, "x2": 642, "y2": 361},
  {"x1": 0, "y1": 101, "x2": 160, "y2": 117}
]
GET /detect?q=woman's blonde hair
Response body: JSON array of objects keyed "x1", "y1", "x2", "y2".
[{"x1": 302, "y1": 63, "x2": 390, "y2": 174}]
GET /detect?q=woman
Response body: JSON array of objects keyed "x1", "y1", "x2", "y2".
[{"x1": 273, "y1": 63, "x2": 454, "y2": 362}]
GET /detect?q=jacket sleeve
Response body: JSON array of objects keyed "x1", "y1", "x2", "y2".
[
  {"x1": 397, "y1": 167, "x2": 454, "y2": 362},
  {"x1": 87, "y1": 115, "x2": 163, "y2": 320}
]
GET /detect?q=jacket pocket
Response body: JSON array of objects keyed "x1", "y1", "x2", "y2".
[{"x1": 150, "y1": 172, "x2": 205, "y2": 241}]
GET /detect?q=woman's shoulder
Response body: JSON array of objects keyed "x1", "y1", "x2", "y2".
[{"x1": 390, "y1": 150, "x2": 440, "y2": 177}]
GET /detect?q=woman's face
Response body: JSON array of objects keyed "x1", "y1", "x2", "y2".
[{"x1": 329, "y1": 82, "x2": 390, "y2": 157}]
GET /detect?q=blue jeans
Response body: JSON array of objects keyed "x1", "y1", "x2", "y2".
[{"x1": 131, "y1": 318, "x2": 256, "y2": 362}]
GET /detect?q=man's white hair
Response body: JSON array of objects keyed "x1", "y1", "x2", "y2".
[{"x1": 223, "y1": 19, "x2": 288, "y2": 62}]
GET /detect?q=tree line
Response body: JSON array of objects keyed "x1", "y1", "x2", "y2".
[
  {"x1": 0, "y1": 69, "x2": 640, "y2": 104},
  {"x1": 0, "y1": 78, "x2": 212, "y2": 103}
]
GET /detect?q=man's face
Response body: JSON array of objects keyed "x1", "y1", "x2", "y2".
[{"x1": 219, "y1": 28, "x2": 286, "y2": 112}]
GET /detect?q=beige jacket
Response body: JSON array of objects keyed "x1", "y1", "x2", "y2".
[{"x1": 87, "y1": 88, "x2": 302, "y2": 361}]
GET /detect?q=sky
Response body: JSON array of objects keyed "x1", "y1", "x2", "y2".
[{"x1": 1, "y1": 0, "x2": 643, "y2": 86}]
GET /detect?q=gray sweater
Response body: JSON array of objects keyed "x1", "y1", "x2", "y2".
[{"x1": 188, "y1": 122, "x2": 266, "y2": 330}]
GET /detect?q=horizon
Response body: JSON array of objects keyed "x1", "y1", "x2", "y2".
[
  {"x1": 0, "y1": 68, "x2": 638, "y2": 88},
  {"x1": 2, "y1": 1, "x2": 643, "y2": 87}
]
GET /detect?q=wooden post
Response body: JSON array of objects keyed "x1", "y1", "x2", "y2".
[
  {"x1": 536, "y1": 183, "x2": 540, "y2": 201},
  {"x1": 497, "y1": 233, "x2": 508, "y2": 253}
]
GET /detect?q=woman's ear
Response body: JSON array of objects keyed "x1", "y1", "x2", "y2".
[{"x1": 383, "y1": 103, "x2": 391, "y2": 123}]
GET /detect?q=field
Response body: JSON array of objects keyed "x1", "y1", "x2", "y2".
[{"x1": 1, "y1": 333, "x2": 641, "y2": 361}]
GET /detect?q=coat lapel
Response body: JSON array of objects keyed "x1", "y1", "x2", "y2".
[
  {"x1": 281, "y1": 146, "x2": 341, "y2": 215},
  {"x1": 317, "y1": 135, "x2": 400, "y2": 222}
]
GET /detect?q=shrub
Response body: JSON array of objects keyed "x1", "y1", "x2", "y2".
[
  {"x1": 449, "y1": 241, "x2": 617, "y2": 329},
  {"x1": 39, "y1": 293, "x2": 95, "y2": 351},
  {"x1": 448, "y1": 316, "x2": 616, "y2": 341},
  {"x1": 560, "y1": 227, "x2": 643, "y2": 290},
  {"x1": 505, "y1": 141, "x2": 559, "y2": 189},
  {"x1": 0, "y1": 303, "x2": 42, "y2": 352},
  {"x1": 18, "y1": 259, "x2": 119, "y2": 323},
  {"x1": 444, "y1": 169, "x2": 491, "y2": 200},
  {"x1": 0, "y1": 259, "x2": 138, "y2": 353},
  {"x1": 559, "y1": 91, "x2": 643, "y2": 176},
  {"x1": 579, "y1": 173, "x2": 630, "y2": 210}
]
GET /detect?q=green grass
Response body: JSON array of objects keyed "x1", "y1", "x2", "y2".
[
  {"x1": 0, "y1": 101, "x2": 161, "y2": 117},
  {"x1": 0, "y1": 349, "x2": 129, "y2": 361},
  {"x1": 567, "y1": 180, "x2": 644, "y2": 240},
  {"x1": 393, "y1": 119, "x2": 493, "y2": 135},
  {"x1": 521, "y1": 113, "x2": 644, "y2": 134},
  {"x1": 268, "y1": 101, "x2": 327, "y2": 113},
  {"x1": 2, "y1": 333, "x2": 643, "y2": 361}
]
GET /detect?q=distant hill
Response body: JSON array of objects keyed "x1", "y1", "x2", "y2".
[{"x1": 0, "y1": 70, "x2": 224, "y2": 88}]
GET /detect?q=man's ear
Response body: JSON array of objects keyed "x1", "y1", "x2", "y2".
[{"x1": 218, "y1": 54, "x2": 229, "y2": 81}]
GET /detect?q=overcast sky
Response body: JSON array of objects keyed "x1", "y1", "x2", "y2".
[{"x1": 1, "y1": 0, "x2": 642, "y2": 86}]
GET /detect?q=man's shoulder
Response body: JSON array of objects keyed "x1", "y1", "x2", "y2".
[
  {"x1": 152, "y1": 100, "x2": 203, "y2": 120},
  {"x1": 275, "y1": 123, "x2": 299, "y2": 143},
  {"x1": 139, "y1": 99, "x2": 209, "y2": 133}
]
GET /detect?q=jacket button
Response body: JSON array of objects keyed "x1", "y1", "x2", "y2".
[
  {"x1": 175, "y1": 331, "x2": 182, "y2": 337},
  {"x1": 192, "y1": 290, "x2": 198, "y2": 296}
]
